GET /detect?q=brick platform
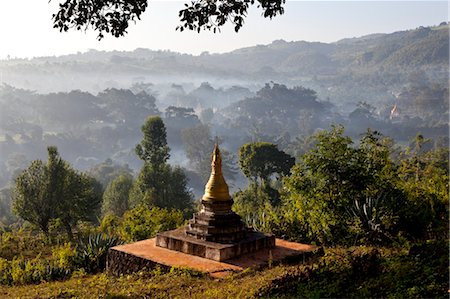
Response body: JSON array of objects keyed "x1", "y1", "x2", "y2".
[{"x1": 107, "y1": 238, "x2": 319, "y2": 278}]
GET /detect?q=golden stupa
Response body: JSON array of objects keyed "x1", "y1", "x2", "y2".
[
  {"x1": 202, "y1": 143, "x2": 231, "y2": 202},
  {"x1": 156, "y1": 143, "x2": 275, "y2": 260}
]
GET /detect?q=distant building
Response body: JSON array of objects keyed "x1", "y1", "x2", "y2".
[{"x1": 390, "y1": 104, "x2": 400, "y2": 120}]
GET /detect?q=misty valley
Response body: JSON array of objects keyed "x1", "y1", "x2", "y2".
[{"x1": 0, "y1": 23, "x2": 448, "y2": 298}]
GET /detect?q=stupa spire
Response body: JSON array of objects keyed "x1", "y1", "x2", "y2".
[{"x1": 202, "y1": 143, "x2": 231, "y2": 202}]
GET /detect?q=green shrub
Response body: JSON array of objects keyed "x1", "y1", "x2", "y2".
[
  {"x1": 75, "y1": 233, "x2": 122, "y2": 273},
  {"x1": 99, "y1": 214, "x2": 122, "y2": 237},
  {"x1": 0, "y1": 257, "x2": 12, "y2": 285},
  {"x1": 119, "y1": 205, "x2": 185, "y2": 242},
  {"x1": 52, "y1": 242, "x2": 77, "y2": 271},
  {"x1": 233, "y1": 184, "x2": 282, "y2": 235},
  {"x1": 3, "y1": 255, "x2": 71, "y2": 285}
]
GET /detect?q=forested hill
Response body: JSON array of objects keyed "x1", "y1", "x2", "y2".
[
  {"x1": 198, "y1": 23, "x2": 449, "y2": 72},
  {"x1": 0, "y1": 23, "x2": 448, "y2": 94}
]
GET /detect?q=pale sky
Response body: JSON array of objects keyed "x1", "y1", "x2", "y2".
[{"x1": 0, "y1": 1, "x2": 447, "y2": 59}]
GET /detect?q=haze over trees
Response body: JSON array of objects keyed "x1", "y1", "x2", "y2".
[{"x1": 0, "y1": 23, "x2": 447, "y2": 297}]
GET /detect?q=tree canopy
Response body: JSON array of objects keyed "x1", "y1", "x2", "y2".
[
  {"x1": 51, "y1": 0, "x2": 286, "y2": 39},
  {"x1": 238, "y1": 141, "x2": 294, "y2": 184},
  {"x1": 102, "y1": 173, "x2": 133, "y2": 217},
  {"x1": 135, "y1": 116, "x2": 170, "y2": 169},
  {"x1": 12, "y1": 146, "x2": 102, "y2": 239},
  {"x1": 131, "y1": 117, "x2": 193, "y2": 211}
]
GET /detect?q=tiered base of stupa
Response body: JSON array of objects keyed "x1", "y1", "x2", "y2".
[
  {"x1": 156, "y1": 199, "x2": 275, "y2": 261},
  {"x1": 156, "y1": 227, "x2": 275, "y2": 262}
]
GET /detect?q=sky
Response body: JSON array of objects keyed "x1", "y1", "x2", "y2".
[{"x1": 0, "y1": 1, "x2": 447, "y2": 59}]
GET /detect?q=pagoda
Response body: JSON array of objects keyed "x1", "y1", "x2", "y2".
[{"x1": 156, "y1": 144, "x2": 275, "y2": 261}]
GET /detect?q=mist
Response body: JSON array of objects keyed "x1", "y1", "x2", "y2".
[{"x1": 0, "y1": 23, "x2": 448, "y2": 199}]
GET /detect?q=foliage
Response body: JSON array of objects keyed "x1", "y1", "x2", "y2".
[
  {"x1": 98, "y1": 214, "x2": 122, "y2": 237},
  {"x1": 52, "y1": 242, "x2": 77, "y2": 271},
  {"x1": 181, "y1": 124, "x2": 237, "y2": 182},
  {"x1": 282, "y1": 126, "x2": 401, "y2": 245},
  {"x1": 0, "y1": 244, "x2": 447, "y2": 298},
  {"x1": 259, "y1": 242, "x2": 448, "y2": 298},
  {"x1": 101, "y1": 174, "x2": 133, "y2": 217},
  {"x1": 119, "y1": 205, "x2": 185, "y2": 242},
  {"x1": 52, "y1": 0, "x2": 148, "y2": 40},
  {"x1": 165, "y1": 106, "x2": 202, "y2": 145},
  {"x1": 177, "y1": 0, "x2": 285, "y2": 33},
  {"x1": 75, "y1": 233, "x2": 122, "y2": 273},
  {"x1": 238, "y1": 141, "x2": 294, "y2": 184},
  {"x1": 396, "y1": 136, "x2": 449, "y2": 239},
  {"x1": 87, "y1": 158, "x2": 133, "y2": 191},
  {"x1": 223, "y1": 83, "x2": 327, "y2": 138},
  {"x1": 233, "y1": 184, "x2": 279, "y2": 233},
  {"x1": 130, "y1": 163, "x2": 193, "y2": 211},
  {"x1": 0, "y1": 255, "x2": 72, "y2": 286},
  {"x1": 135, "y1": 116, "x2": 170, "y2": 168},
  {"x1": 132, "y1": 117, "x2": 193, "y2": 211},
  {"x1": 12, "y1": 160, "x2": 50, "y2": 235},
  {"x1": 0, "y1": 229, "x2": 50, "y2": 261},
  {"x1": 51, "y1": 0, "x2": 285, "y2": 39},
  {"x1": 12, "y1": 147, "x2": 102, "y2": 239},
  {"x1": 97, "y1": 89, "x2": 159, "y2": 126}
]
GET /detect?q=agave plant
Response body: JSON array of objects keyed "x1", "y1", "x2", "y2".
[
  {"x1": 351, "y1": 191, "x2": 394, "y2": 244},
  {"x1": 76, "y1": 233, "x2": 122, "y2": 273}
]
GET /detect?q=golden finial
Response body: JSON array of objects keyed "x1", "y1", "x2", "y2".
[{"x1": 202, "y1": 143, "x2": 231, "y2": 202}]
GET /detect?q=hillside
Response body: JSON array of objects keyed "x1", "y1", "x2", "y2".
[
  {"x1": 0, "y1": 242, "x2": 447, "y2": 299},
  {"x1": 0, "y1": 24, "x2": 447, "y2": 97}
]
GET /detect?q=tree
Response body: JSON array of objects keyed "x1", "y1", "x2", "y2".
[
  {"x1": 135, "y1": 116, "x2": 170, "y2": 169},
  {"x1": 282, "y1": 126, "x2": 400, "y2": 245},
  {"x1": 396, "y1": 135, "x2": 449, "y2": 238},
  {"x1": 181, "y1": 124, "x2": 237, "y2": 182},
  {"x1": 12, "y1": 147, "x2": 102, "y2": 239},
  {"x1": 223, "y1": 83, "x2": 326, "y2": 138},
  {"x1": 97, "y1": 89, "x2": 160, "y2": 126},
  {"x1": 51, "y1": 0, "x2": 285, "y2": 39},
  {"x1": 58, "y1": 168, "x2": 103, "y2": 239},
  {"x1": 88, "y1": 158, "x2": 133, "y2": 190},
  {"x1": 13, "y1": 160, "x2": 52, "y2": 235},
  {"x1": 102, "y1": 174, "x2": 133, "y2": 217},
  {"x1": 238, "y1": 142, "x2": 294, "y2": 184},
  {"x1": 131, "y1": 117, "x2": 193, "y2": 211}
]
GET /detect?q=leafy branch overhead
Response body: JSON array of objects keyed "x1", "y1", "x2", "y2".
[{"x1": 51, "y1": 0, "x2": 286, "y2": 39}]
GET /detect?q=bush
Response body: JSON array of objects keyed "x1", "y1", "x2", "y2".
[
  {"x1": 99, "y1": 214, "x2": 122, "y2": 237},
  {"x1": 233, "y1": 184, "x2": 276, "y2": 231},
  {"x1": 52, "y1": 242, "x2": 77, "y2": 271},
  {"x1": 119, "y1": 205, "x2": 185, "y2": 242},
  {"x1": 0, "y1": 255, "x2": 71, "y2": 285},
  {"x1": 75, "y1": 233, "x2": 122, "y2": 273}
]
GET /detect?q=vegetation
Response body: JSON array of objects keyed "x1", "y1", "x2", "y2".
[
  {"x1": 235, "y1": 126, "x2": 448, "y2": 247},
  {"x1": 101, "y1": 174, "x2": 133, "y2": 217},
  {"x1": 0, "y1": 24, "x2": 448, "y2": 295},
  {"x1": 182, "y1": 124, "x2": 237, "y2": 182},
  {"x1": 12, "y1": 147, "x2": 102, "y2": 239},
  {"x1": 0, "y1": 122, "x2": 446, "y2": 297},
  {"x1": 118, "y1": 205, "x2": 185, "y2": 242},
  {"x1": 130, "y1": 116, "x2": 193, "y2": 211},
  {"x1": 51, "y1": 0, "x2": 286, "y2": 39},
  {"x1": 0, "y1": 242, "x2": 446, "y2": 298},
  {"x1": 238, "y1": 142, "x2": 294, "y2": 184}
]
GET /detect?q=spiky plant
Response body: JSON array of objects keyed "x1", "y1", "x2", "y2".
[{"x1": 76, "y1": 233, "x2": 122, "y2": 273}]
